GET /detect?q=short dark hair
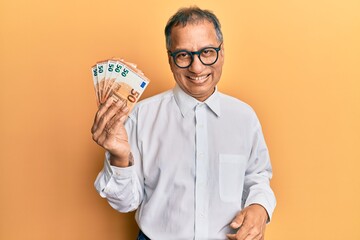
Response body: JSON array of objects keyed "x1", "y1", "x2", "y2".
[{"x1": 164, "y1": 6, "x2": 223, "y2": 50}]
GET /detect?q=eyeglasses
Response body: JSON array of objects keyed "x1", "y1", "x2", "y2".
[{"x1": 169, "y1": 43, "x2": 223, "y2": 68}]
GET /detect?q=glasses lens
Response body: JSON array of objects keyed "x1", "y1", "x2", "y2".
[
  {"x1": 172, "y1": 45, "x2": 220, "y2": 68},
  {"x1": 199, "y1": 48, "x2": 218, "y2": 65},
  {"x1": 174, "y1": 51, "x2": 192, "y2": 68}
]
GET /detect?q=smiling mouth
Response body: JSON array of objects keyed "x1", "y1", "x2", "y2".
[{"x1": 187, "y1": 74, "x2": 210, "y2": 83}]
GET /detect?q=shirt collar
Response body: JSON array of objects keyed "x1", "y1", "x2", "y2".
[
  {"x1": 205, "y1": 87, "x2": 221, "y2": 117},
  {"x1": 173, "y1": 84, "x2": 221, "y2": 118}
]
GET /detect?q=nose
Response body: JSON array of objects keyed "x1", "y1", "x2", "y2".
[{"x1": 188, "y1": 54, "x2": 205, "y2": 73}]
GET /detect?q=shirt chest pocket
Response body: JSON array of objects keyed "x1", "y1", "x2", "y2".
[{"x1": 219, "y1": 154, "x2": 247, "y2": 202}]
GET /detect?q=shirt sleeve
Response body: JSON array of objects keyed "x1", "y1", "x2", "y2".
[
  {"x1": 94, "y1": 113, "x2": 144, "y2": 213},
  {"x1": 242, "y1": 116, "x2": 277, "y2": 222}
]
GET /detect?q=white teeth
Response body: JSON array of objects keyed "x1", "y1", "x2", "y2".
[{"x1": 189, "y1": 75, "x2": 208, "y2": 81}]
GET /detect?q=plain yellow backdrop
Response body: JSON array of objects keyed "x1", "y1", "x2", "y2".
[{"x1": 1, "y1": 0, "x2": 359, "y2": 239}]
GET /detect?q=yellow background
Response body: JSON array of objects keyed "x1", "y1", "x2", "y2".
[{"x1": 1, "y1": 0, "x2": 359, "y2": 239}]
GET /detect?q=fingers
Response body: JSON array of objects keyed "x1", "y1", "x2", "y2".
[
  {"x1": 228, "y1": 221, "x2": 251, "y2": 240},
  {"x1": 91, "y1": 97, "x2": 128, "y2": 142},
  {"x1": 227, "y1": 205, "x2": 267, "y2": 240},
  {"x1": 92, "y1": 104, "x2": 129, "y2": 152},
  {"x1": 227, "y1": 211, "x2": 247, "y2": 240},
  {"x1": 91, "y1": 97, "x2": 113, "y2": 133},
  {"x1": 243, "y1": 222, "x2": 265, "y2": 240},
  {"x1": 105, "y1": 105, "x2": 129, "y2": 134},
  {"x1": 230, "y1": 211, "x2": 245, "y2": 229},
  {"x1": 227, "y1": 225, "x2": 263, "y2": 240},
  {"x1": 243, "y1": 228, "x2": 263, "y2": 240},
  {"x1": 107, "y1": 113, "x2": 130, "y2": 147},
  {"x1": 226, "y1": 233, "x2": 236, "y2": 240}
]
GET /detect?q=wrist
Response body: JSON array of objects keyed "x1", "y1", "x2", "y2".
[
  {"x1": 109, "y1": 152, "x2": 134, "y2": 167},
  {"x1": 249, "y1": 204, "x2": 269, "y2": 222}
]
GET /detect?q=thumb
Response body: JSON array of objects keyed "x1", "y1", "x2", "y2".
[{"x1": 230, "y1": 211, "x2": 245, "y2": 229}]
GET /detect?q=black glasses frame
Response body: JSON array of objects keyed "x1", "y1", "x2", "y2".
[{"x1": 169, "y1": 43, "x2": 223, "y2": 68}]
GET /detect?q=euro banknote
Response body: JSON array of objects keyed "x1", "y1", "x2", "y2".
[{"x1": 91, "y1": 58, "x2": 150, "y2": 111}]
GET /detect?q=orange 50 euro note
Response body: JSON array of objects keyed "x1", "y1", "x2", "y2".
[{"x1": 91, "y1": 58, "x2": 150, "y2": 111}]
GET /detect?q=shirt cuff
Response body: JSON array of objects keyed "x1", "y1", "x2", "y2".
[
  {"x1": 244, "y1": 192, "x2": 276, "y2": 222},
  {"x1": 105, "y1": 151, "x2": 134, "y2": 179}
]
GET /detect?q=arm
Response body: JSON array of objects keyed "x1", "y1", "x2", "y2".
[
  {"x1": 242, "y1": 120, "x2": 276, "y2": 219},
  {"x1": 92, "y1": 97, "x2": 144, "y2": 212},
  {"x1": 227, "y1": 118, "x2": 276, "y2": 240}
]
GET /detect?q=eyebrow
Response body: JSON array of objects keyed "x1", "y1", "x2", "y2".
[{"x1": 171, "y1": 44, "x2": 218, "y2": 53}]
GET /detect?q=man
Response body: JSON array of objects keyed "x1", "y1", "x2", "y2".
[{"x1": 92, "y1": 6, "x2": 276, "y2": 240}]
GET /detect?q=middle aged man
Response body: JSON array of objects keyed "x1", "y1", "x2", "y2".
[{"x1": 92, "y1": 6, "x2": 276, "y2": 240}]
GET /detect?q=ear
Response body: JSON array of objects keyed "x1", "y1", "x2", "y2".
[
  {"x1": 220, "y1": 42, "x2": 225, "y2": 57},
  {"x1": 167, "y1": 51, "x2": 172, "y2": 65},
  {"x1": 167, "y1": 51, "x2": 177, "y2": 72}
]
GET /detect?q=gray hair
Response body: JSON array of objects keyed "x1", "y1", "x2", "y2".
[{"x1": 164, "y1": 6, "x2": 223, "y2": 50}]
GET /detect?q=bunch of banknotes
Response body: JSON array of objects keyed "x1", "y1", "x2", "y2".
[{"x1": 91, "y1": 58, "x2": 150, "y2": 110}]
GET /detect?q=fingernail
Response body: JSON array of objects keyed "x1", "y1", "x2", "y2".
[
  {"x1": 120, "y1": 115, "x2": 127, "y2": 122},
  {"x1": 107, "y1": 97, "x2": 114, "y2": 106},
  {"x1": 231, "y1": 222, "x2": 240, "y2": 228}
]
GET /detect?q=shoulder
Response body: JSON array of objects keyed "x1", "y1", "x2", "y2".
[
  {"x1": 219, "y1": 92, "x2": 256, "y2": 114},
  {"x1": 217, "y1": 91, "x2": 261, "y2": 127}
]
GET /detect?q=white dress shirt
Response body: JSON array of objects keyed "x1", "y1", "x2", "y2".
[{"x1": 94, "y1": 85, "x2": 276, "y2": 240}]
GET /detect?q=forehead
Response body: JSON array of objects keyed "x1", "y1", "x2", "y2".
[{"x1": 170, "y1": 21, "x2": 219, "y2": 51}]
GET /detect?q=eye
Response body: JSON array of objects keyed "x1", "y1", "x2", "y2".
[
  {"x1": 201, "y1": 48, "x2": 216, "y2": 57},
  {"x1": 176, "y1": 51, "x2": 191, "y2": 59}
]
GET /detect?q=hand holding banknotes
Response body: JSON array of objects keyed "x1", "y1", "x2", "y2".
[
  {"x1": 90, "y1": 58, "x2": 150, "y2": 167},
  {"x1": 91, "y1": 97, "x2": 132, "y2": 167}
]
